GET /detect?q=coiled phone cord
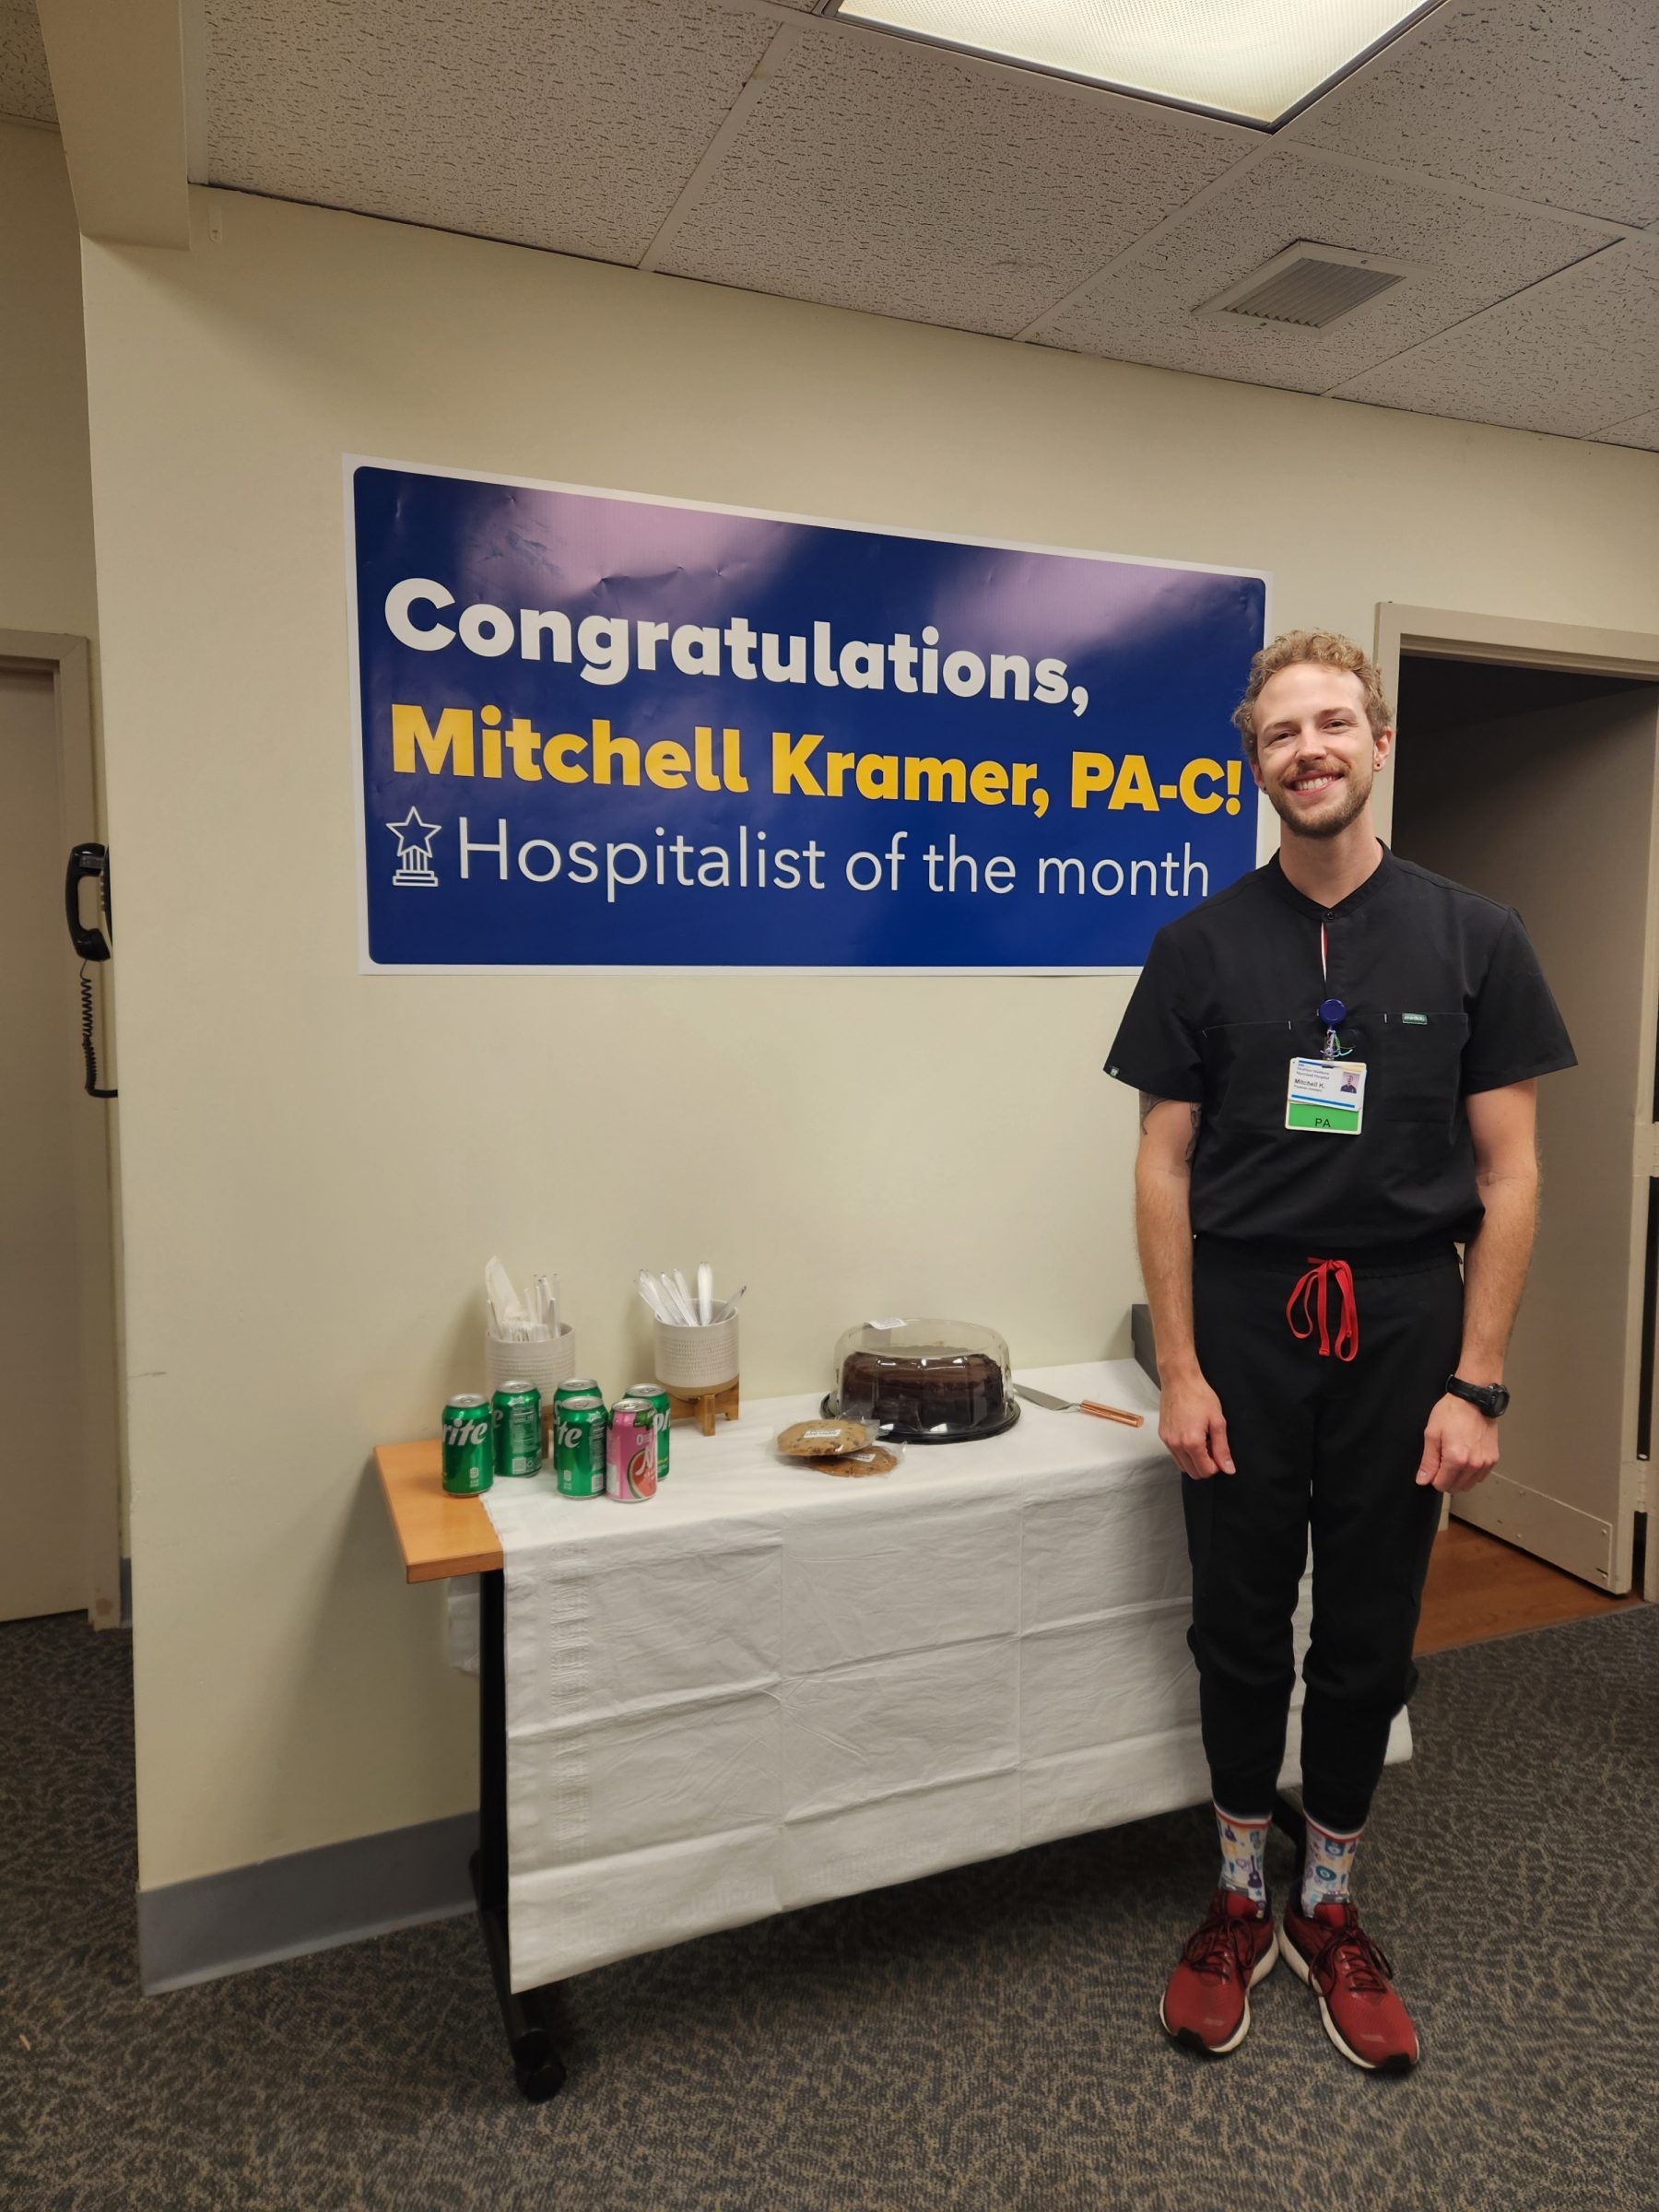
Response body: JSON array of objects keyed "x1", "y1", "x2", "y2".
[{"x1": 80, "y1": 964, "x2": 116, "y2": 1099}]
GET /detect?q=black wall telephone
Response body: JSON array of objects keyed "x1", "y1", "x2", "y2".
[{"x1": 65, "y1": 842, "x2": 117, "y2": 1098}]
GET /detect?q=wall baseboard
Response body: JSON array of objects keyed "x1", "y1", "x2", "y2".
[{"x1": 136, "y1": 1810, "x2": 479, "y2": 1993}]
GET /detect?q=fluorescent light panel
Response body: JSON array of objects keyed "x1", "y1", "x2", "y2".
[{"x1": 833, "y1": 1, "x2": 1437, "y2": 125}]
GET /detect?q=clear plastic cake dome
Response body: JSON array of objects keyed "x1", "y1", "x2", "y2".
[{"x1": 825, "y1": 1318, "x2": 1018, "y2": 1444}]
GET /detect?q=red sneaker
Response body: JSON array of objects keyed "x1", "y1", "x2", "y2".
[
  {"x1": 1159, "y1": 1888, "x2": 1277, "y2": 2056},
  {"x1": 1279, "y1": 1899, "x2": 1420, "y2": 2073}
]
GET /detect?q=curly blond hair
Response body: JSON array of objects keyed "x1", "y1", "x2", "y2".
[{"x1": 1232, "y1": 629, "x2": 1392, "y2": 762}]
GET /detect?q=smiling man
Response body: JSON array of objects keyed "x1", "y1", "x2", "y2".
[{"x1": 1104, "y1": 629, "x2": 1576, "y2": 2073}]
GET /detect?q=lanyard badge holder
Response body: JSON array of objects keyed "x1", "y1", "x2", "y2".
[{"x1": 1286, "y1": 923, "x2": 1366, "y2": 1134}]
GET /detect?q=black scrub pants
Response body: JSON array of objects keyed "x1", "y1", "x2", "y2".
[{"x1": 1184, "y1": 1235, "x2": 1462, "y2": 1835}]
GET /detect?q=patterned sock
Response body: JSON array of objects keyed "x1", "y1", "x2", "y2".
[
  {"x1": 1300, "y1": 1813, "x2": 1363, "y2": 1916},
  {"x1": 1214, "y1": 1804, "x2": 1270, "y2": 1906}
]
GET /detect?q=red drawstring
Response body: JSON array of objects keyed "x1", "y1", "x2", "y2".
[{"x1": 1287, "y1": 1258, "x2": 1359, "y2": 1361}]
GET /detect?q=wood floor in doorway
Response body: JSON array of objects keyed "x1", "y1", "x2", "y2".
[{"x1": 1415, "y1": 1519, "x2": 1644, "y2": 1656}]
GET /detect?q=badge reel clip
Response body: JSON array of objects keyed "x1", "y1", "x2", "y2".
[{"x1": 1287, "y1": 995, "x2": 1365, "y2": 1135}]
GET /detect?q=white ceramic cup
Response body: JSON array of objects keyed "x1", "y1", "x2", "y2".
[{"x1": 653, "y1": 1313, "x2": 739, "y2": 1391}]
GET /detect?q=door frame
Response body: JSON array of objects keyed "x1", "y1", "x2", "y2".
[
  {"x1": 0, "y1": 627, "x2": 123, "y2": 1629},
  {"x1": 1374, "y1": 605, "x2": 1659, "y2": 1605}
]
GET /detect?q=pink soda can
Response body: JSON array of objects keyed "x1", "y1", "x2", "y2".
[{"x1": 606, "y1": 1398, "x2": 659, "y2": 1502}]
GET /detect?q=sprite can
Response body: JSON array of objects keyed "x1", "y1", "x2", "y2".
[
  {"x1": 491, "y1": 1382, "x2": 541, "y2": 1477},
  {"x1": 554, "y1": 1394, "x2": 607, "y2": 1499},
  {"x1": 607, "y1": 1398, "x2": 659, "y2": 1501},
  {"x1": 625, "y1": 1382, "x2": 671, "y2": 1485},
  {"x1": 553, "y1": 1378, "x2": 603, "y2": 1414},
  {"x1": 441, "y1": 1394, "x2": 493, "y2": 1496}
]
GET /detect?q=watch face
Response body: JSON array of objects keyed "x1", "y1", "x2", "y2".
[{"x1": 1452, "y1": 1375, "x2": 1509, "y2": 1417}]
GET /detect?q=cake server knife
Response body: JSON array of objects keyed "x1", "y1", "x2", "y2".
[{"x1": 1014, "y1": 1383, "x2": 1145, "y2": 1428}]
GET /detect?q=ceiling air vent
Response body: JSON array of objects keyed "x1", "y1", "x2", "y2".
[{"x1": 1196, "y1": 243, "x2": 1424, "y2": 331}]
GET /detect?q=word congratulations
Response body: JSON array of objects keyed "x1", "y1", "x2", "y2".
[{"x1": 383, "y1": 581, "x2": 1087, "y2": 712}]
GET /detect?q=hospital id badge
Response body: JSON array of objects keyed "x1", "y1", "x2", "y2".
[{"x1": 1286, "y1": 1056, "x2": 1366, "y2": 1135}]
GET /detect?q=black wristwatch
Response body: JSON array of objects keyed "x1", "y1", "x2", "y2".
[{"x1": 1446, "y1": 1374, "x2": 1510, "y2": 1418}]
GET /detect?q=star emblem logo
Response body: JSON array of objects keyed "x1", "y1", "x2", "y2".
[
  {"x1": 386, "y1": 807, "x2": 440, "y2": 856},
  {"x1": 386, "y1": 807, "x2": 441, "y2": 887}
]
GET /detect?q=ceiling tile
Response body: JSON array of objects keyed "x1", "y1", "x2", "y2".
[
  {"x1": 1033, "y1": 147, "x2": 1608, "y2": 398},
  {"x1": 1594, "y1": 409, "x2": 1659, "y2": 453},
  {"x1": 0, "y1": 0, "x2": 54, "y2": 124},
  {"x1": 655, "y1": 25, "x2": 1248, "y2": 337},
  {"x1": 1335, "y1": 245, "x2": 1659, "y2": 437},
  {"x1": 1288, "y1": 1, "x2": 1658, "y2": 227},
  {"x1": 202, "y1": 0, "x2": 778, "y2": 265}
]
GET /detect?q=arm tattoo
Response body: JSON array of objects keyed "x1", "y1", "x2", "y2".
[{"x1": 1138, "y1": 1091, "x2": 1204, "y2": 1163}]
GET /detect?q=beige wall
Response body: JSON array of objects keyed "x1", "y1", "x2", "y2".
[
  {"x1": 0, "y1": 120, "x2": 99, "y2": 641},
  {"x1": 78, "y1": 187, "x2": 1659, "y2": 1891}
]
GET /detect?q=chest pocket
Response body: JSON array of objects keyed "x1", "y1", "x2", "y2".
[
  {"x1": 1385, "y1": 1012, "x2": 1469, "y2": 1124},
  {"x1": 1203, "y1": 1019, "x2": 1297, "y2": 1131}
]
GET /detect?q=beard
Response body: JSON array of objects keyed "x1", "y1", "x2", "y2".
[{"x1": 1264, "y1": 762, "x2": 1372, "y2": 841}]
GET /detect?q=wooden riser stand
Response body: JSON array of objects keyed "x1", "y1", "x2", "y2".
[{"x1": 665, "y1": 1379, "x2": 740, "y2": 1437}]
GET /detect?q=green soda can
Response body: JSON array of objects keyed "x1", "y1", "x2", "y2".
[
  {"x1": 491, "y1": 1382, "x2": 542, "y2": 1477},
  {"x1": 549, "y1": 1377, "x2": 598, "y2": 1465},
  {"x1": 554, "y1": 1394, "x2": 607, "y2": 1499},
  {"x1": 441, "y1": 1394, "x2": 493, "y2": 1496},
  {"x1": 625, "y1": 1382, "x2": 671, "y2": 1485}
]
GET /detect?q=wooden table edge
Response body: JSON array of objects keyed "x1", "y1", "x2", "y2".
[{"x1": 375, "y1": 1440, "x2": 503, "y2": 1583}]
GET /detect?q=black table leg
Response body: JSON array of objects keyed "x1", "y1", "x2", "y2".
[{"x1": 476, "y1": 1566, "x2": 568, "y2": 2103}]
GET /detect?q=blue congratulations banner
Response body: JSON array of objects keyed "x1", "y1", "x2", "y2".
[{"x1": 347, "y1": 461, "x2": 1266, "y2": 971}]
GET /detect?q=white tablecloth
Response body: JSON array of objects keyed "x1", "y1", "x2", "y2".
[{"x1": 476, "y1": 1359, "x2": 1410, "y2": 1990}]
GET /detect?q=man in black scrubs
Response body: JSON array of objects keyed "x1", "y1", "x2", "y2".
[{"x1": 1106, "y1": 630, "x2": 1575, "y2": 2072}]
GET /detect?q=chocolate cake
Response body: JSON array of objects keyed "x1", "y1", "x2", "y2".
[{"x1": 834, "y1": 1345, "x2": 1010, "y2": 1441}]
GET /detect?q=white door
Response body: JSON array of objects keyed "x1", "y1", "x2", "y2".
[
  {"x1": 1392, "y1": 678, "x2": 1659, "y2": 1591},
  {"x1": 0, "y1": 660, "x2": 95, "y2": 1618}
]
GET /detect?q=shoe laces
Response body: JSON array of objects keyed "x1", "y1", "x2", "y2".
[
  {"x1": 1310, "y1": 1914, "x2": 1395, "y2": 1997},
  {"x1": 1180, "y1": 1900, "x2": 1254, "y2": 1983}
]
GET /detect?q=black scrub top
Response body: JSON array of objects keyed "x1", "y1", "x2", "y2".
[{"x1": 1104, "y1": 845, "x2": 1577, "y2": 1251}]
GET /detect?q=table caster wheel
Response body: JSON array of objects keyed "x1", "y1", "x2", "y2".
[{"x1": 516, "y1": 2052, "x2": 566, "y2": 2103}]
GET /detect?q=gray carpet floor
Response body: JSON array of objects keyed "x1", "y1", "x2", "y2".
[{"x1": 2, "y1": 1602, "x2": 1654, "y2": 2212}]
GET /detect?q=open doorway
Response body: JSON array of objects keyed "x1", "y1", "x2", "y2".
[{"x1": 1388, "y1": 643, "x2": 1659, "y2": 1598}]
